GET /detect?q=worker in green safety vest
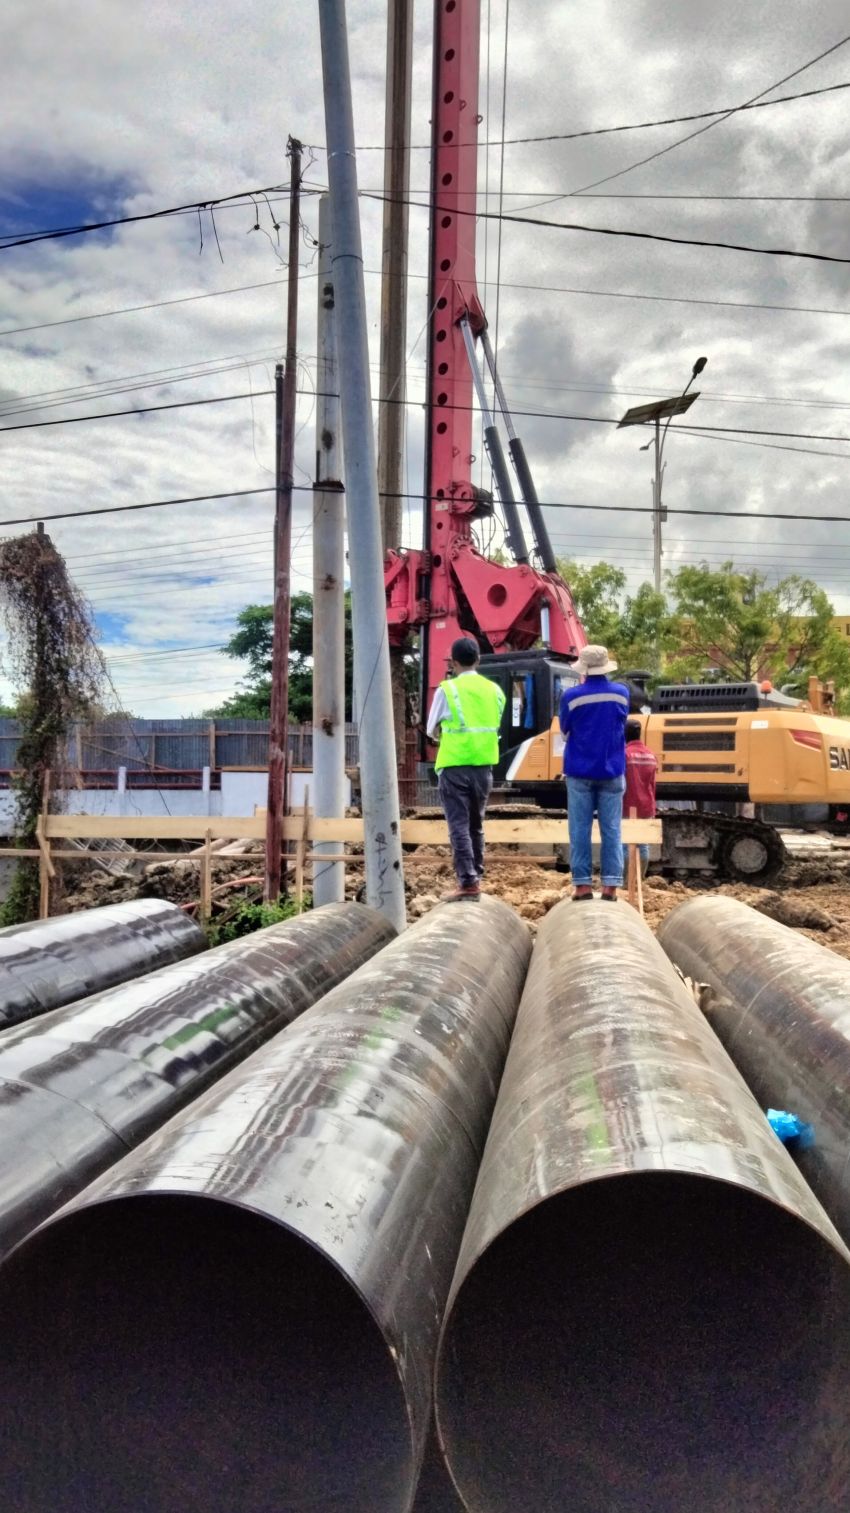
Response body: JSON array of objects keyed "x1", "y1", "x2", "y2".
[{"x1": 426, "y1": 635, "x2": 506, "y2": 902}]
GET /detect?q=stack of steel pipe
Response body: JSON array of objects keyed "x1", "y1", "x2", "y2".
[
  {"x1": 434, "y1": 900, "x2": 850, "y2": 1513},
  {"x1": 0, "y1": 896, "x2": 531, "y2": 1513},
  {"x1": 659, "y1": 893, "x2": 850, "y2": 1245},
  {"x1": 0, "y1": 900, "x2": 393, "y2": 1262},
  {"x1": 0, "y1": 897, "x2": 206, "y2": 1028}
]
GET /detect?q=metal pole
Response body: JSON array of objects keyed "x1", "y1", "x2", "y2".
[
  {"x1": 377, "y1": 0, "x2": 414, "y2": 769},
  {"x1": 264, "y1": 138, "x2": 302, "y2": 902},
  {"x1": 461, "y1": 318, "x2": 529, "y2": 566},
  {"x1": 312, "y1": 196, "x2": 346, "y2": 907},
  {"x1": 652, "y1": 415, "x2": 662, "y2": 593},
  {"x1": 480, "y1": 328, "x2": 558, "y2": 574},
  {"x1": 318, "y1": 0, "x2": 407, "y2": 933}
]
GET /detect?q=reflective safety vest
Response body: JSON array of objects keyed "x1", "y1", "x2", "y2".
[{"x1": 434, "y1": 672, "x2": 506, "y2": 770}]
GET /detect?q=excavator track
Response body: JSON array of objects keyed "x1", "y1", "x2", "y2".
[{"x1": 659, "y1": 810, "x2": 787, "y2": 883}]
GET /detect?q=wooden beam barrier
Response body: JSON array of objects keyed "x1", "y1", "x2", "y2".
[{"x1": 43, "y1": 814, "x2": 661, "y2": 846}]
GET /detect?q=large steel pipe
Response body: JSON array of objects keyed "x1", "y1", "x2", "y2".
[
  {"x1": 435, "y1": 901, "x2": 850, "y2": 1513},
  {"x1": 659, "y1": 893, "x2": 850, "y2": 1244},
  {"x1": 0, "y1": 900, "x2": 392, "y2": 1261},
  {"x1": 0, "y1": 897, "x2": 530, "y2": 1513},
  {"x1": 0, "y1": 897, "x2": 205, "y2": 1027}
]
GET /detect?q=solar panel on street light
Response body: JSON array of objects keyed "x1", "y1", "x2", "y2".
[{"x1": 616, "y1": 392, "x2": 699, "y2": 428}]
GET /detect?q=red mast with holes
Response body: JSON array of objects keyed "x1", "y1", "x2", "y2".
[{"x1": 384, "y1": 0, "x2": 585, "y2": 741}]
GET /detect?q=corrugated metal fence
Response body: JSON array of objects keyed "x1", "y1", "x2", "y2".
[
  {"x1": 0, "y1": 718, "x2": 358, "y2": 777},
  {"x1": 0, "y1": 719, "x2": 436, "y2": 804}
]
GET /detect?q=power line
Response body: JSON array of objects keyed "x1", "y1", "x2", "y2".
[
  {"x1": 361, "y1": 188, "x2": 850, "y2": 265},
  {"x1": 9, "y1": 483, "x2": 850, "y2": 533},
  {"x1": 563, "y1": 33, "x2": 850, "y2": 197},
  {"x1": 0, "y1": 387, "x2": 275, "y2": 434},
  {"x1": 398, "y1": 187, "x2": 850, "y2": 203},
  {"x1": 0, "y1": 181, "x2": 301, "y2": 253},
  {"x1": 104, "y1": 643, "x2": 227, "y2": 664},
  {"x1": 0, "y1": 277, "x2": 306, "y2": 340},
  {"x1": 4, "y1": 381, "x2": 850, "y2": 449},
  {"x1": 339, "y1": 77, "x2": 850, "y2": 149},
  {"x1": 4, "y1": 266, "x2": 848, "y2": 352}
]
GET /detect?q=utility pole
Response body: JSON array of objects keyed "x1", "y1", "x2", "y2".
[
  {"x1": 318, "y1": 0, "x2": 407, "y2": 933},
  {"x1": 312, "y1": 196, "x2": 346, "y2": 907},
  {"x1": 264, "y1": 137, "x2": 302, "y2": 903},
  {"x1": 377, "y1": 0, "x2": 414, "y2": 767},
  {"x1": 652, "y1": 416, "x2": 665, "y2": 594}
]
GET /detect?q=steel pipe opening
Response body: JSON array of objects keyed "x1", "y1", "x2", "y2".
[
  {"x1": 436, "y1": 901, "x2": 850, "y2": 1513},
  {"x1": 0, "y1": 897, "x2": 531, "y2": 1513},
  {"x1": 659, "y1": 893, "x2": 850, "y2": 1245},
  {"x1": 0, "y1": 898, "x2": 205, "y2": 1027},
  {"x1": 0, "y1": 900, "x2": 393, "y2": 1260}
]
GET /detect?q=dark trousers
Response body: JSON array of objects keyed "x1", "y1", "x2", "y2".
[{"x1": 437, "y1": 765, "x2": 493, "y2": 888}]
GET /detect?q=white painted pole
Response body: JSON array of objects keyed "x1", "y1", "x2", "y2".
[
  {"x1": 318, "y1": 0, "x2": 407, "y2": 931},
  {"x1": 312, "y1": 196, "x2": 346, "y2": 907}
]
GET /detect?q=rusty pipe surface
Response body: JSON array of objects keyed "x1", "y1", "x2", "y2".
[
  {"x1": 0, "y1": 900, "x2": 392, "y2": 1262},
  {"x1": 435, "y1": 900, "x2": 850, "y2": 1513},
  {"x1": 0, "y1": 896, "x2": 531, "y2": 1513},
  {"x1": 0, "y1": 897, "x2": 205, "y2": 1027},
  {"x1": 659, "y1": 893, "x2": 850, "y2": 1245}
]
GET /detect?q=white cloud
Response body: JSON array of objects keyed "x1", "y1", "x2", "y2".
[{"x1": 1, "y1": 0, "x2": 850, "y2": 714}]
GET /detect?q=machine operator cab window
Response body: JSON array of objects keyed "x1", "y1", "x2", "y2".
[{"x1": 553, "y1": 670, "x2": 580, "y2": 709}]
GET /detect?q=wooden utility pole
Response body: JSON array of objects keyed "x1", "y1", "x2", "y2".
[
  {"x1": 377, "y1": 0, "x2": 414, "y2": 765},
  {"x1": 265, "y1": 137, "x2": 302, "y2": 902}
]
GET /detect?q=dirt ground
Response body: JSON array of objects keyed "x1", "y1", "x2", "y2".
[{"x1": 57, "y1": 843, "x2": 850, "y2": 959}]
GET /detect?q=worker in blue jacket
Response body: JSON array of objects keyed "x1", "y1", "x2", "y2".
[{"x1": 559, "y1": 644, "x2": 629, "y2": 901}]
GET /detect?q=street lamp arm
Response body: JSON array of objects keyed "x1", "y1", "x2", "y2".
[{"x1": 659, "y1": 356, "x2": 708, "y2": 462}]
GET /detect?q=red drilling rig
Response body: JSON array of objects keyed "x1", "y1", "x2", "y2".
[{"x1": 383, "y1": 0, "x2": 586, "y2": 779}]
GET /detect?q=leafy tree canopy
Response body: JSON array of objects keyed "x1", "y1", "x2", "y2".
[
  {"x1": 205, "y1": 592, "x2": 353, "y2": 722},
  {"x1": 557, "y1": 558, "x2": 676, "y2": 672},
  {"x1": 665, "y1": 561, "x2": 850, "y2": 700},
  {"x1": 557, "y1": 556, "x2": 850, "y2": 708}
]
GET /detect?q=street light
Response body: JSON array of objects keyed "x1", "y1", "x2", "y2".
[{"x1": 618, "y1": 356, "x2": 708, "y2": 592}]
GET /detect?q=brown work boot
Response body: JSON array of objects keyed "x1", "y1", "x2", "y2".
[
  {"x1": 600, "y1": 886, "x2": 619, "y2": 902},
  {"x1": 442, "y1": 884, "x2": 482, "y2": 903},
  {"x1": 572, "y1": 885, "x2": 594, "y2": 902}
]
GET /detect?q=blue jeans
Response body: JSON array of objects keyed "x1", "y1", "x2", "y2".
[{"x1": 566, "y1": 775, "x2": 625, "y2": 888}]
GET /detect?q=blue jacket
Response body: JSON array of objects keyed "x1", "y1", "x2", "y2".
[{"x1": 559, "y1": 675, "x2": 629, "y2": 779}]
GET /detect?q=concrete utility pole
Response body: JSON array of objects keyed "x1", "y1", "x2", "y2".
[
  {"x1": 318, "y1": 0, "x2": 407, "y2": 932},
  {"x1": 311, "y1": 196, "x2": 346, "y2": 907},
  {"x1": 378, "y1": 0, "x2": 414, "y2": 767},
  {"x1": 264, "y1": 137, "x2": 302, "y2": 903}
]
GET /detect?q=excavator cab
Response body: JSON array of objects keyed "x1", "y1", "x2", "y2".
[{"x1": 478, "y1": 650, "x2": 579, "y2": 790}]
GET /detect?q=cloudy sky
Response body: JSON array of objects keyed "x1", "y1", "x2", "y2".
[{"x1": 2, "y1": 0, "x2": 850, "y2": 714}]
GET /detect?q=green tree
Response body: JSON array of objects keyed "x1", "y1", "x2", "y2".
[
  {"x1": 557, "y1": 558, "x2": 675, "y2": 671},
  {"x1": 666, "y1": 562, "x2": 850, "y2": 702},
  {"x1": 205, "y1": 593, "x2": 355, "y2": 722}
]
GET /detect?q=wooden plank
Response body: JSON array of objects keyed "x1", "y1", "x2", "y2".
[
  {"x1": 294, "y1": 791, "x2": 310, "y2": 909},
  {"x1": 46, "y1": 815, "x2": 267, "y2": 841},
  {"x1": 38, "y1": 770, "x2": 53, "y2": 919},
  {"x1": 200, "y1": 829, "x2": 212, "y2": 923},
  {"x1": 626, "y1": 805, "x2": 637, "y2": 907},
  {"x1": 35, "y1": 819, "x2": 57, "y2": 881},
  {"x1": 43, "y1": 813, "x2": 661, "y2": 846}
]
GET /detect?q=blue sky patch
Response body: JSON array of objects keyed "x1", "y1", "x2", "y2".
[
  {"x1": 95, "y1": 611, "x2": 131, "y2": 644},
  {"x1": 0, "y1": 175, "x2": 135, "y2": 245}
]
